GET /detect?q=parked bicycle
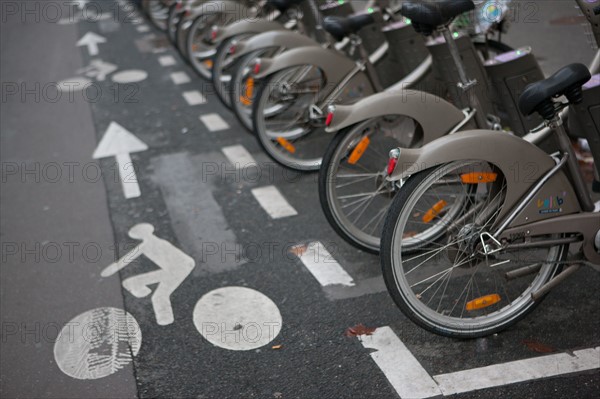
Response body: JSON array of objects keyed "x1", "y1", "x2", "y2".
[{"x1": 378, "y1": 0, "x2": 600, "y2": 338}]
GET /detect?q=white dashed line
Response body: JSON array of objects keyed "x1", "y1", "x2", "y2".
[
  {"x1": 136, "y1": 25, "x2": 150, "y2": 33},
  {"x1": 434, "y1": 346, "x2": 600, "y2": 396},
  {"x1": 200, "y1": 113, "x2": 229, "y2": 132},
  {"x1": 222, "y1": 145, "x2": 257, "y2": 168},
  {"x1": 359, "y1": 327, "x2": 600, "y2": 398},
  {"x1": 183, "y1": 90, "x2": 206, "y2": 106},
  {"x1": 170, "y1": 72, "x2": 191, "y2": 85},
  {"x1": 292, "y1": 241, "x2": 355, "y2": 287},
  {"x1": 359, "y1": 327, "x2": 441, "y2": 398},
  {"x1": 251, "y1": 186, "x2": 298, "y2": 219},
  {"x1": 158, "y1": 55, "x2": 177, "y2": 67}
]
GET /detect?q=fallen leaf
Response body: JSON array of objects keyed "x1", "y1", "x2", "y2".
[
  {"x1": 345, "y1": 324, "x2": 376, "y2": 337},
  {"x1": 272, "y1": 344, "x2": 282, "y2": 350},
  {"x1": 289, "y1": 244, "x2": 307, "y2": 257},
  {"x1": 522, "y1": 339, "x2": 555, "y2": 353}
]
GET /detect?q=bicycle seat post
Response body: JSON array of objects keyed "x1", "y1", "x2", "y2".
[
  {"x1": 439, "y1": 26, "x2": 488, "y2": 128},
  {"x1": 552, "y1": 118, "x2": 595, "y2": 212},
  {"x1": 353, "y1": 33, "x2": 385, "y2": 93}
]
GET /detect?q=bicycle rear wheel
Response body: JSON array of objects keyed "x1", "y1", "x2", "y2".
[
  {"x1": 231, "y1": 48, "x2": 280, "y2": 133},
  {"x1": 212, "y1": 33, "x2": 255, "y2": 109},
  {"x1": 380, "y1": 160, "x2": 567, "y2": 338},
  {"x1": 318, "y1": 116, "x2": 422, "y2": 253},
  {"x1": 252, "y1": 65, "x2": 331, "y2": 171}
]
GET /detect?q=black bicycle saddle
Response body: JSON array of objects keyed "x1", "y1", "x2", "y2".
[
  {"x1": 519, "y1": 63, "x2": 592, "y2": 119},
  {"x1": 401, "y1": 0, "x2": 475, "y2": 35},
  {"x1": 323, "y1": 13, "x2": 376, "y2": 42},
  {"x1": 268, "y1": 0, "x2": 305, "y2": 12}
]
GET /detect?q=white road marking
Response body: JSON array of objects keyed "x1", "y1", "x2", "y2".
[
  {"x1": 101, "y1": 223, "x2": 195, "y2": 326},
  {"x1": 136, "y1": 25, "x2": 150, "y2": 33},
  {"x1": 158, "y1": 55, "x2": 177, "y2": 67},
  {"x1": 182, "y1": 90, "x2": 206, "y2": 105},
  {"x1": 76, "y1": 32, "x2": 106, "y2": 56},
  {"x1": 170, "y1": 71, "x2": 191, "y2": 85},
  {"x1": 111, "y1": 69, "x2": 148, "y2": 84},
  {"x1": 200, "y1": 113, "x2": 229, "y2": 132},
  {"x1": 54, "y1": 307, "x2": 141, "y2": 380},
  {"x1": 359, "y1": 327, "x2": 600, "y2": 398},
  {"x1": 292, "y1": 242, "x2": 355, "y2": 287},
  {"x1": 359, "y1": 327, "x2": 441, "y2": 398},
  {"x1": 222, "y1": 145, "x2": 257, "y2": 168},
  {"x1": 193, "y1": 287, "x2": 282, "y2": 351},
  {"x1": 434, "y1": 347, "x2": 600, "y2": 395},
  {"x1": 77, "y1": 59, "x2": 118, "y2": 81},
  {"x1": 57, "y1": 77, "x2": 93, "y2": 92},
  {"x1": 92, "y1": 122, "x2": 148, "y2": 199},
  {"x1": 251, "y1": 186, "x2": 298, "y2": 219}
]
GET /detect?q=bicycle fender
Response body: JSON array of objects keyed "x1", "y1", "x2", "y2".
[
  {"x1": 325, "y1": 91, "x2": 465, "y2": 144},
  {"x1": 254, "y1": 46, "x2": 357, "y2": 86},
  {"x1": 232, "y1": 30, "x2": 320, "y2": 61},
  {"x1": 214, "y1": 19, "x2": 287, "y2": 43},
  {"x1": 387, "y1": 130, "x2": 577, "y2": 224},
  {"x1": 187, "y1": 1, "x2": 249, "y2": 19}
]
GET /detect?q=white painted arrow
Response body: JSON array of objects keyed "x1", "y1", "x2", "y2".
[
  {"x1": 93, "y1": 122, "x2": 148, "y2": 199},
  {"x1": 77, "y1": 32, "x2": 106, "y2": 56}
]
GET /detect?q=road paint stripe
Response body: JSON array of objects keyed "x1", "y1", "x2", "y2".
[
  {"x1": 136, "y1": 25, "x2": 150, "y2": 33},
  {"x1": 292, "y1": 242, "x2": 355, "y2": 287},
  {"x1": 112, "y1": 70, "x2": 148, "y2": 84},
  {"x1": 251, "y1": 186, "x2": 297, "y2": 219},
  {"x1": 359, "y1": 327, "x2": 600, "y2": 398},
  {"x1": 170, "y1": 71, "x2": 191, "y2": 85},
  {"x1": 434, "y1": 346, "x2": 600, "y2": 395},
  {"x1": 222, "y1": 145, "x2": 257, "y2": 168},
  {"x1": 54, "y1": 307, "x2": 141, "y2": 380},
  {"x1": 158, "y1": 55, "x2": 176, "y2": 67},
  {"x1": 200, "y1": 113, "x2": 229, "y2": 132},
  {"x1": 193, "y1": 287, "x2": 282, "y2": 351},
  {"x1": 359, "y1": 327, "x2": 442, "y2": 399},
  {"x1": 183, "y1": 90, "x2": 206, "y2": 105}
]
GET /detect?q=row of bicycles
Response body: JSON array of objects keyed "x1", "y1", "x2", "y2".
[{"x1": 141, "y1": 0, "x2": 600, "y2": 338}]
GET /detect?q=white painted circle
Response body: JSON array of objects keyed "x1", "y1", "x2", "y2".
[
  {"x1": 111, "y1": 70, "x2": 148, "y2": 83},
  {"x1": 57, "y1": 77, "x2": 93, "y2": 92},
  {"x1": 54, "y1": 307, "x2": 141, "y2": 380},
  {"x1": 193, "y1": 287, "x2": 282, "y2": 351}
]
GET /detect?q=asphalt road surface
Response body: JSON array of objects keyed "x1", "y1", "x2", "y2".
[{"x1": 1, "y1": 1, "x2": 599, "y2": 398}]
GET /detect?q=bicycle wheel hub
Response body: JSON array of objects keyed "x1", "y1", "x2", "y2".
[{"x1": 446, "y1": 224, "x2": 483, "y2": 267}]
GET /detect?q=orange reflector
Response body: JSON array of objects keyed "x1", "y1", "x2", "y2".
[
  {"x1": 422, "y1": 200, "x2": 447, "y2": 223},
  {"x1": 204, "y1": 59, "x2": 213, "y2": 68},
  {"x1": 348, "y1": 136, "x2": 370, "y2": 165},
  {"x1": 240, "y1": 77, "x2": 254, "y2": 106},
  {"x1": 461, "y1": 172, "x2": 497, "y2": 184},
  {"x1": 466, "y1": 294, "x2": 501, "y2": 311},
  {"x1": 276, "y1": 137, "x2": 296, "y2": 153}
]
